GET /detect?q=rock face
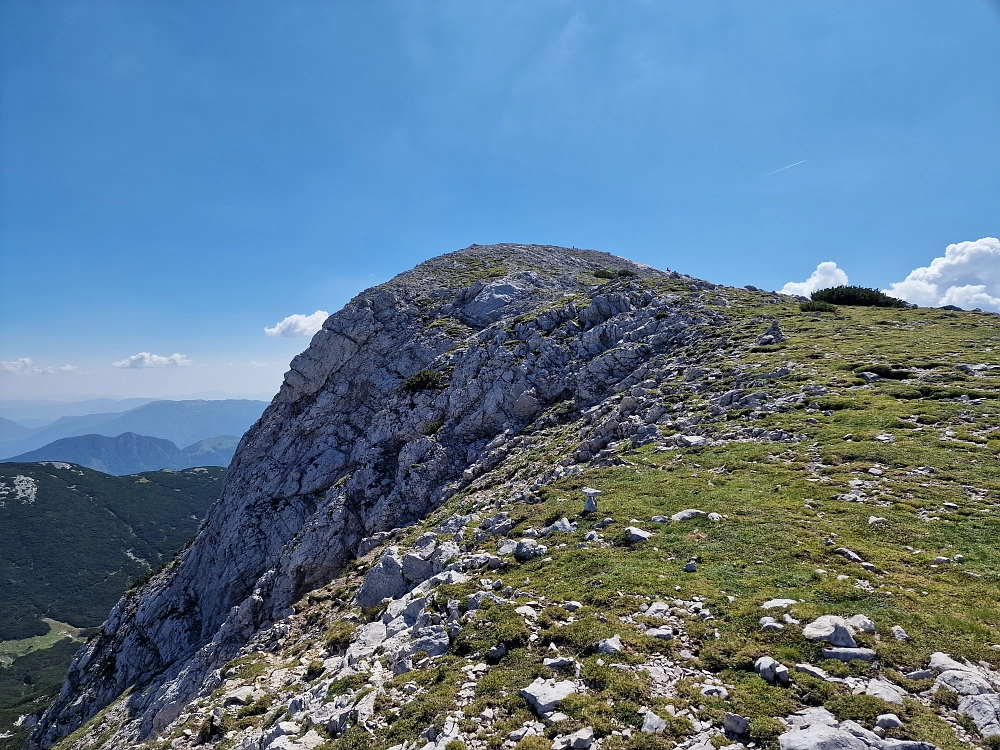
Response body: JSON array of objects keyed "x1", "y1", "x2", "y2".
[{"x1": 30, "y1": 244, "x2": 715, "y2": 748}]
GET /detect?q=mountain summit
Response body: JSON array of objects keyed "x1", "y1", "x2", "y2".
[{"x1": 29, "y1": 245, "x2": 1000, "y2": 750}]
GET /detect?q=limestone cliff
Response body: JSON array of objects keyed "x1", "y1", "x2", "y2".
[{"x1": 31, "y1": 244, "x2": 712, "y2": 747}]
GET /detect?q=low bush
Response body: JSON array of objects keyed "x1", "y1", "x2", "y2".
[
  {"x1": 854, "y1": 364, "x2": 912, "y2": 380},
  {"x1": 400, "y1": 369, "x2": 444, "y2": 394},
  {"x1": 594, "y1": 269, "x2": 616, "y2": 279},
  {"x1": 800, "y1": 300, "x2": 838, "y2": 313},
  {"x1": 811, "y1": 286, "x2": 907, "y2": 308}
]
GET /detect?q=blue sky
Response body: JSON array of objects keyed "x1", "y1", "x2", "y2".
[{"x1": 2, "y1": 1, "x2": 999, "y2": 400}]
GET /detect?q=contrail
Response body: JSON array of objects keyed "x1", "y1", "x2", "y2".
[{"x1": 762, "y1": 159, "x2": 805, "y2": 177}]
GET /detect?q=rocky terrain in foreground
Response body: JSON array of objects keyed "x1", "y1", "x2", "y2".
[{"x1": 27, "y1": 244, "x2": 1000, "y2": 750}]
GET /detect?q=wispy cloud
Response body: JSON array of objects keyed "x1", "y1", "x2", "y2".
[
  {"x1": 762, "y1": 160, "x2": 805, "y2": 177},
  {"x1": 113, "y1": 352, "x2": 192, "y2": 368},
  {"x1": 781, "y1": 261, "x2": 848, "y2": 296},
  {"x1": 0, "y1": 358, "x2": 78, "y2": 374},
  {"x1": 264, "y1": 310, "x2": 329, "y2": 338}
]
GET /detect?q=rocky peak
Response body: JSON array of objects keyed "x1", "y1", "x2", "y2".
[{"x1": 30, "y1": 244, "x2": 699, "y2": 747}]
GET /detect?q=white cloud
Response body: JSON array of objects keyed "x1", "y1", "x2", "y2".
[
  {"x1": 1, "y1": 358, "x2": 78, "y2": 374},
  {"x1": 264, "y1": 310, "x2": 329, "y2": 338},
  {"x1": 113, "y1": 352, "x2": 192, "y2": 368},
  {"x1": 780, "y1": 261, "x2": 849, "y2": 296},
  {"x1": 885, "y1": 237, "x2": 1000, "y2": 310}
]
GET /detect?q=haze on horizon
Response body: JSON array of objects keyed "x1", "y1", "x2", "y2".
[{"x1": 2, "y1": 1, "x2": 998, "y2": 401}]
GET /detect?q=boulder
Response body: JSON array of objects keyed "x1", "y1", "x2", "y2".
[
  {"x1": 935, "y1": 669, "x2": 995, "y2": 695},
  {"x1": 890, "y1": 625, "x2": 909, "y2": 641},
  {"x1": 625, "y1": 526, "x2": 653, "y2": 542},
  {"x1": 778, "y1": 725, "x2": 868, "y2": 750},
  {"x1": 802, "y1": 616, "x2": 858, "y2": 648},
  {"x1": 596, "y1": 635, "x2": 624, "y2": 654},
  {"x1": 846, "y1": 615, "x2": 875, "y2": 634},
  {"x1": 957, "y1": 693, "x2": 1000, "y2": 736},
  {"x1": 356, "y1": 548, "x2": 407, "y2": 608},
  {"x1": 864, "y1": 678, "x2": 906, "y2": 705},
  {"x1": 724, "y1": 713, "x2": 749, "y2": 736},
  {"x1": 755, "y1": 656, "x2": 790, "y2": 685},
  {"x1": 876, "y1": 714, "x2": 903, "y2": 730},
  {"x1": 519, "y1": 678, "x2": 577, "y2": 714},
  {"x1": 514, "y1": 539, "x2": 547, "y2": 562},
  {"x1": 642, "y1": 711, "x2": 668, "y2": 734}
]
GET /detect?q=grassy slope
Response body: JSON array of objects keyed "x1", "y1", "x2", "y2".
[
  {"x1": 51, "y1": 283, "x2": 1000, "y2": 750},
  {"x1": 376, "y1": 296, "x2": 1000, "y2": 750}
]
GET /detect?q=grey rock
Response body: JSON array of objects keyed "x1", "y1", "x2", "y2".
[
  {"x1": 724, "y1": 712, "x2": 750, "y2": 736},
  {"x1": 778, "y1": 725, "x2": 868, "y2": 750},
  {"x1": 544, "y1": 656, "x2": 576, "y2": 670},
  {"x1": 356, "y1": 549, "x2": 408, "y2": 608},
  {"x1": 890, "y1": 625, "x2": 909, "y2": 641},
  {"x1": 822, "y1": 647, "x2": 876, "y2": 662},
  {"x1": 802, "y1": 616, "x2": 858, "y2": 648},
  {"x1": 875, "y1": 714, "x2": 902, "y2": 730},
  {"x1": 514, "y1": 539, "x2": 547, "y2": 562},
  {"x1": 795, "y1": 664, "x2": 831, "y2": 681},
  {"x1": 864, "y1": 678, "x2": 906, "y2": 705},
  {"x1": 762, "y1": 598, "x2": 799, "y2": 609},
  {"x1": 647, "y1": 627, "x2": 674, "y2": 640},
  {"x1": 957, "y1": 693, "x2": 1000, "y2": 736},
  {"x1": 700, "y1": 685, "x2": 728, "y2": 699},
  {"x1": 519, "y1": 678, "x2": 577, "y2": 714},
  {"x1": 642, "y1": 711, "x2": 668, "y2": 734},
  {"x1": 755, "y1": 656, "x2": 789, "y2": 685},
  {"x1": 596, "y1": 635, "x2": 624, "y2": 654},
  {"x1": 935, "y1": 669, "x2": 994, "y2": 695},
  {"x1": 671, "y1": 509, "x2": 707, "y2": 521},
  {"x1": 683, "y1": 560, "x2": 698, "y2": 573},
  {"x1": 755, "y1": 321, "x2": 786, "y2": 346},
  {"x1": 927, "y1": 651, "x2": 967, "y2": 673},
  {"x1": 846, "y1": 615, "x2": 875, "y2": 634},
  {"x1": 625, "y1": 526, "x2": 653, "y2": 542}
]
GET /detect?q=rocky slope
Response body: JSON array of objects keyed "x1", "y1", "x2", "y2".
[{"x1": 28, "y1": 244, "x2": 1000, "y2": 750}]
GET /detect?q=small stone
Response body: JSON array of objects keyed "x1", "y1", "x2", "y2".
[
  {"x1": 647, "y1": 627, "x2": 673, "y2": 640},
  {"x1": 846, "y1": 615, "x2": 875, "y2": 634},
  {"x1": 761, "y1": 598, "x2": 798, "y2": 609},
  {"x1": 671, "y1": 509, "x2": 707, "y2": 521},
  {"x1": 519, "y1": 678, "x2": 577, "y2": 714},
  {"x1": 724, "y1": 712, "x2": 750, "y2": 736},
  {"x1": 822, "y1": 647, "x2": 876, "y2": 662},
  {"x1": 802, "y1": 615, "x2": 858, "y2": 648},
  {"x1": 642, "y1": 712, "x2": 668, "y2": 734},
  {"x1": 683, "y1": 560, "x2": 697, "y2": 573},
  {"x1": 876, "y1": 714, "x2": 903, "y2": 729},
  {"x1": 625, "y1": 526, "x2": 653, "y2": 542},
  {"x1": 596, "y1": 635, "x2": 624, "y2": 654},
  {"x1": 891, "y1": 625, "x2": 909, "y2": 641},
  {"x1": 933, "y1": 556, "x2": 950, "y2": 564}
]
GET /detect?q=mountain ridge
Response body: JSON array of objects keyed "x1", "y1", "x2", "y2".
[
  {"x1": 3, "y1": 432, "x2": 240, "y2": 474},
  {"x1": 0, "y1": 399, "x2": 267, "y2": 458},
  {"x1": 27, "y1": 244, "x2": 1000, "y2": 750}
]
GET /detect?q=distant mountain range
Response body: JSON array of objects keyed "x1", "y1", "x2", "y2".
[
  {"x1": 3, "y1": 432, "x2": 240, "y2": 475},
  {"x1": 0, "y1": 399, "x2": 267, "y2": 459}
]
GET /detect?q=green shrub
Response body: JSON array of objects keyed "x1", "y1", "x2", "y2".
[
  {"x1": 326, "y1": 673, "x2": 370, "y2": 699},
  {"x1": 594, "y1": 269, "x2": 616, "y2": 279},
  {"x1": 617, "y1": 268, "x2": 638, "y2": 277},
  {"x1": 811, "y1": 286, "x2": 906, "y2": 308},
  {"x1": 800, "y1": 300, "x2": 838, "y2": 313},
  {"x1": 984, "y1": 735, "x2": 1000, "y2": 750},
  {"x1": 445, "y1": 741, "x2": 467, "y2": 750},
  {"x1": 748, "y1": 717, "x2": 785, "y2": 746},
  {"x1": 305, "y1": 660, "x2": 325, "y2": 680},
  {"x1": 854, "y1": 364, "x2": 911, "y2": 380},
  {"x1": 324, "y1": 621, "x2": 355, "y2": 651},
  {"x1": 514, "y1": 738, "x2": 551, "y2": 750},
  {"x1": 825, "y1": 694, "x2": 897, "y2": 724},
  {"x1": 423, "y1": 418, "x2": 445, "y2": 435},
  {"x1": 399, "y1": 369, "x2": 444, "y2": 394}
]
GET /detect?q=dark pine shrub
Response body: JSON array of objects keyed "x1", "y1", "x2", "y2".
[
  {"x1": 811, "y1": 285, "x2": 906, "y2": 308},
  {"x1": 399, "y1": 369, "x2": 444, "y2": 394},
  {"x1": 800, "y1": 300, "x2": 837, "y2": 313},
  {"x1": 594, "y1": 269, "x2": 616, "y2": 279}
]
